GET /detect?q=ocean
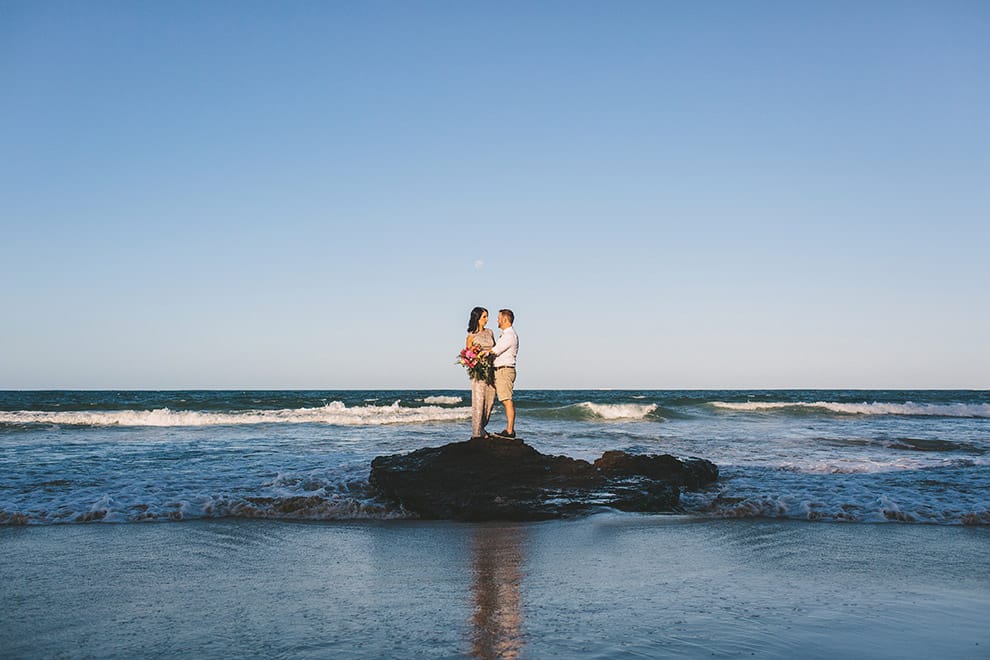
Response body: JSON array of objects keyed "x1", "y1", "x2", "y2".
[
  {"x1": 2, "y1": 389, "x2": 988, "y2": 526},
  {"x1": 3, "y1": 390, "x2": 989, "y2": 658}
]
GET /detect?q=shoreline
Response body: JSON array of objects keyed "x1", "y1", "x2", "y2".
[{"x1": 2, "y1": 516, "x2": 988, "y2": 658}]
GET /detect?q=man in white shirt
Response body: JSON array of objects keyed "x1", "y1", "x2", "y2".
[{"x1": 490, "y1": 309, "x2": 519, "y2": 439}]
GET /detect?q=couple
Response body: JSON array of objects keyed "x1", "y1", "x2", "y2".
[{"x1": 465, "y1": 307, "x2": 518, "y2": 440}]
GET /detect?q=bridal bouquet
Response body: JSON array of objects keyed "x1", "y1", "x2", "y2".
[{"x1": 457, "y1": 344, "x2": 493, "y2": 382}]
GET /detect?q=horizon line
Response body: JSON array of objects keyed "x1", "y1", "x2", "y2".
[{"x1": 2, "y1": 386, "x2": 987, "y2": 392}]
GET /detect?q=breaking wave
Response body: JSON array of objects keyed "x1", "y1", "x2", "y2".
[
  {"x1": 578, "y1": 402, "x2": 659, "y2": 420},
  {"x1": 709, "y1": 401, "x2": 990, "y2": 418},
  {"x1": 0, "y1": 401, "x2": 471, "y2": 428},
  {"x1": 528, "y1": 402, "x2": 662, "y2": 422}
]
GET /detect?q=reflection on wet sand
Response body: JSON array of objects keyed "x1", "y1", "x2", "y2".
[{"x1": 470, "y1": 525, "x2": 525, "y2": 659}]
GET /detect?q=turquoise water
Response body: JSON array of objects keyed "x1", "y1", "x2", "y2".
[{"x1": 1, "y1": 390, "x2": 988, "y2": 525}]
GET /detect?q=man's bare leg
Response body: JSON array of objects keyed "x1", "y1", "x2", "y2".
[{"x1": 504, "y1": 399, "x2": 515, "y2": 435}]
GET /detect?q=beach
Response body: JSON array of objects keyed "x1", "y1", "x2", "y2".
[{"x1": 2, "y1": 516, "x2": 988, "y2": 658}]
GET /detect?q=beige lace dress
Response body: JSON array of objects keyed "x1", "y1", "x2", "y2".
[{"x1": 468, "y1": 328, "x2": 496, "y2": 438}]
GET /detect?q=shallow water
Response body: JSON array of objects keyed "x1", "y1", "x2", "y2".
[{"x1": 1, "y1": 517, "x2": 988, "y2": 658}]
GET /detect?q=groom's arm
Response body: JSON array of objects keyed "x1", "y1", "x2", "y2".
[
  {"x1": 490, "y1": 330, "x2": 516, "y2": 356},
  {"x1": 490, "y1": 333, "x2": 509, "y2": 356}
]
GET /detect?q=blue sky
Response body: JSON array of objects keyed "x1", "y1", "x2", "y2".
[{"x1": 2, "y1": 1, "x2": 987, "y2": 389}]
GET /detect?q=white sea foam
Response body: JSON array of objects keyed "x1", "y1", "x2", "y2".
[
  {"x1": 775, "y1": 457, "x2": 933, "y2": 474},
  {"x1": 422, "y1": 395, "x2": 463, "y2": 405},
  {"x1": 0, "y1": 401, "x2": 471, "y2": 427},
  {"x1": 710, "y1": 401, "x2": 990, "y2": 418},
  {"x1": 578, "y1": 402, "x2": 658, "y2": 420}
]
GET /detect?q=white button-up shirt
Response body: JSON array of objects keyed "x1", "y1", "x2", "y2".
[{"x1": 491, "y1": 326, "x2": 518, "y2": 368}]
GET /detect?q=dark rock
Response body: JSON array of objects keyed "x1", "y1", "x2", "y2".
[
  {"x1": 369, "y1": 437, "x2": 719, "y2": 521},
  {"x1": 594, "y1": 450, "x2": 720, "y2": 489}
]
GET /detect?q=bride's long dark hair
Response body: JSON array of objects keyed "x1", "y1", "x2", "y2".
[{"x1": 467, "y1": 307, "x2": 488, "y2": 333}]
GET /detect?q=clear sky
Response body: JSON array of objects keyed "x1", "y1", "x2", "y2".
[{"x1": 2, "y1": 1, "x2": 988, "y2": 390}]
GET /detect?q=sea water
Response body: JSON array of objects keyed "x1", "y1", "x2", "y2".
[{"x1": 2, "y1": 390, "x2": 988, "y2": 526}]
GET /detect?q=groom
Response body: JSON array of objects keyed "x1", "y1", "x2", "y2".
[{"x1": 490, "y1": 309, "x2": 519, "y2": 439}]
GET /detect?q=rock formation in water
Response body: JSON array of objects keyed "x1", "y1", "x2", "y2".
[{"x1": 369, "y1": 436, "x2": 718, "y2": 521}]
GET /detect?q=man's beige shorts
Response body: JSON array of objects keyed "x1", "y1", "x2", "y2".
[{"x1": 494, "y1": 367, "x2": 516, "y2": 401}]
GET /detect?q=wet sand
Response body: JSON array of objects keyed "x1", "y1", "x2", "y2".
[{"x1": 1, "y1": 516, "x2": 987, "y2": 658}]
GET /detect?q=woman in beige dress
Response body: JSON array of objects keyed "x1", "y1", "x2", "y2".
[{"x1": 466, "y1": 306, "x2": 496, "y2": 439}]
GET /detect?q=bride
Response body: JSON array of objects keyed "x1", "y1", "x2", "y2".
[{"x1": 465, "y1": 307, "x2": 496, "y2": 440}]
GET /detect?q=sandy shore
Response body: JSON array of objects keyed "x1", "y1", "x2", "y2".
[{"x1": 2, "y1": 516, "x2": 988, "y2": 658}]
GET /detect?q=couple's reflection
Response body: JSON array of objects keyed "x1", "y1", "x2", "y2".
[{"x1": 470, "y1": 524, "x2": 525, "y2": 659}]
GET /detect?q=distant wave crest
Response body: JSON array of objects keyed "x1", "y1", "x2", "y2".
[
  {"x1": 0, "y1": 401, "x2": 471, "y2": 428},
  {"x1": 422, "y1": 395, "x2": 463, "y2": 405},
  {"x1": 709, "y1": 401, "x2": 990, "y2": 418}
]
